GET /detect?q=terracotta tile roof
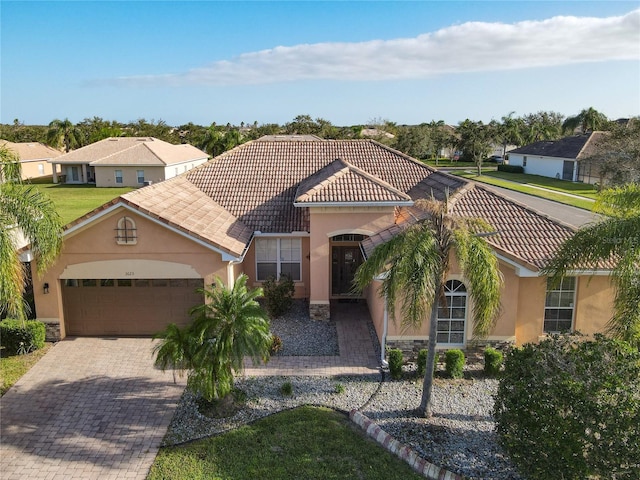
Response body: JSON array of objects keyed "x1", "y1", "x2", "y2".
[
  {"x1": 187, "y1": 139, "x2": 447, "y2": 233},
  {"x1": 68, "y1": 137, "x2": 604, "y2": 271},
  {"x1": 1, "y1": 141, "x2": 61, "y2": 161},
  {"x1": 120, "y1": 177, "x2": 252, "y2": 257},
  {"x1": 294, "y1": 158, "x2": 413, "y2": 205},
  {"x1": 53, "y1": 137, "x2": 208, "y2": 166},
  {"x1": 509, "y1": 132, "x2": 608, "y2": 160}
]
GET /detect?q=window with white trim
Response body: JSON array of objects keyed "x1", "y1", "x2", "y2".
[
  {"x1": 137, "y1": 169, "x2": 144, "y2": 184},
  {"x1": 115, "y1": 169, "x2": 123, "y2": 184},
  {"x1": 255, "y1": 238, "x2": 301, "y2": 281},
  {"x1": 544, "y1": 277, "x2": 576, "y2": 333},
  {"x1": 436, "y1": 280, "x2": 467, "y2": 345},
  {"x1": 115, "y1": 216, "x2": 137, "y2": 245}
]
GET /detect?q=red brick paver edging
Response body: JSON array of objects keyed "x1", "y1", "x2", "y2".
[{"x1": 349, "y1": 409, "x2": 463, "y2": 480}]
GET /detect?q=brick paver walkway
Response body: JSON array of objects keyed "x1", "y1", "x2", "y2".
[
  {"x1": 244, "y1": 301, "x2": 381, "y2": 376},
  {"x1": 0, "y1": 337, "x2": 186, "y2": 480}
]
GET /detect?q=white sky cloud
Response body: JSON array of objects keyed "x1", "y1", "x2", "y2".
[{"x1": 104, "y1": 9, "x2": 640, "y2": 87}]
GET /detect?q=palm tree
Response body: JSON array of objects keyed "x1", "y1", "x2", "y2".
[
  {"x1": 562, "y1": 107, "x2": 609, "y2": 134},
  {"x1": 354, "y1": 198, "x2": 503, "y2": 417},
  {"x1": 153, "y1": 274, "x2": 272, "y2": 401},
  {"x1": 542, "y1": 184, "x2": 640, "y2": 346},
  {"x1": 0, "y1": 145, "x2": 63, "y2": 321},
  {"x1": 46, "y1": 118, "x2": 84, "y2": 152}
]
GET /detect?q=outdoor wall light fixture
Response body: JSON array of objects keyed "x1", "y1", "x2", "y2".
[{"x1": 43, "y1": 283, "x2": 50, "y2": 294}]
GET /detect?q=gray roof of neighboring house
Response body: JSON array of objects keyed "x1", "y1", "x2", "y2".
[
  {"x1": 52, "y1": 137, "x2": 208, "y2": 166},
  {"x1": 508, "y1": 132, "x2": 607, "y2": 160}
]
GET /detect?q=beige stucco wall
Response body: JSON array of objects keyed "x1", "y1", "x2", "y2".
[
  {"x1": 308, "y1": 207, "x2": 396, "y2": 306},
  {"x1": 243, "y1": 236, "x2": 311, "y2": 298},
  {"x1": 363, "y1": 251, "x2": 615, "y2": 348},
  {"x1": 32, "y1": 206, "x2": 227, "y2": 338},
  {"x1": 20, "y1": 160, "x2": 56, "y2": 180},
  {"x1": 95, "y1": 166, "x2": 166, "y2": 187}
]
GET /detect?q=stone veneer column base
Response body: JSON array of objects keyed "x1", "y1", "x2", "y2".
[
  {"x1": 309, "y1": 302, "x2": 331, "y2": 322},
  {"x1": 41, "y1": 319, "x2": 61, "y2": 342}
]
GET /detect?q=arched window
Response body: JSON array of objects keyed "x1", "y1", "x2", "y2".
[
  {"x1": 436, "y1": 280, "x2": 467, "y2": 345},
  {"x1": 115, "y1": 216, "x2": 137, "y2": 245}
]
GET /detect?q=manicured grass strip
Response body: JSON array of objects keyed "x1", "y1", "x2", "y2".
[
  {"x1": 32, "y1": 184, "x2": 134, "y2": 224},
  {"x1": 148, "y1": 406, "x2": 423, "y2": 480},
  {"x1": 481, "y1": 171, "x2": 599, "y2": 199},
  {"x1": 424, "y1": 159, "x2": 476, "y2": 168},
  {"x1": 454, "y1": 172, "x2": 596, "y2": 211},
  {"x1": 0, "y1": 343, "x2": 53, "y2": 396}
]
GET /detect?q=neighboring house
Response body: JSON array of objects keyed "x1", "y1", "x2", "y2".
[
  {"x1": 508, "y1": 132, "x2": 606, "y2": 183},
  {"x1": 0, "y1": 141, "x2": 61, "y2": 180},
  {"x1": 31, "y1": 136, "x2": 614, "y2": 354},
  {"x1": 49, "y1": 137, "x2": 209, "y2": 187}
]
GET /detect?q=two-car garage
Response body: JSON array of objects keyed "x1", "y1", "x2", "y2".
[{"x1": 62, "y1": 278, "x2": 204, "y2": 336}]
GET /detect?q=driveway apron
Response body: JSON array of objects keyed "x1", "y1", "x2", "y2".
[{"x1": 0, "y1": 337, "x2": 186, "y2": 480}]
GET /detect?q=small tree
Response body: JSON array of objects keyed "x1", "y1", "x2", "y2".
[
  {"x1": 153, "y1": 274, "x2": 272, "y2": 401},
  {"x1": 494, "y1": 334, "x2": 640, "y2": 480}
]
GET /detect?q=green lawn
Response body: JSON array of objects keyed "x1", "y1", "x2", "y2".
[
  {"x1": 32, "y1": 184, "x2": 134, "y2": 224},
  {"x1": 423, "y1": 159, "x2": 476, "y2": 168},
  {"x1": 148, "y1": 406, "x2": 423, "y2": 480},
  {"x1": 0, "y1": 344, "x2": 53, "y2": 395},
  {"x1": 454, "y1": 171, "x2": 597, "y2": 211}
]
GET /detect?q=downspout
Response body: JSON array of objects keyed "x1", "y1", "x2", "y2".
[
  {"x1": 381, "y1": 299, "x2": 389, "y2": 367},
  {"x1": 227, "y1": 260, "x2": 242, "y2": 287}
]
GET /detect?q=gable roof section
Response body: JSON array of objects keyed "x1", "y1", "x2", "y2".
[
  {"x1": 187, "y1": 139, "x2": 447, "y2": 233},
  {"x1": 509, "y1": 132, "x2": 607, "y2": 160},
  {"x1": 52, "y1": 137, "x2": 208, "y2": 166},
  {"x1": 1, "y1": 141, "x2": 61, "y2": 161},
  {"x1": 294, "y1": 158, "x2": 413, "y2": 205},
  {"x1": 119, "y1": 177, "x2": 252, "y2": 257}
]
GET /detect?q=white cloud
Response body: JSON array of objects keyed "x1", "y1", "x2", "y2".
[{"x1": 105, "y1": 9, "x2": 640, "y2": 87}]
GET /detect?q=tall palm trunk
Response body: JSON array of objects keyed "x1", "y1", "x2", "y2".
[{"x1": 419, "y1": 294, "x2": 441, "y2": 417}]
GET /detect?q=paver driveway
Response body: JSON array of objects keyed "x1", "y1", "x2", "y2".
[{"x1": 0, "y1": 337, "x2": 186, "y2": 480}]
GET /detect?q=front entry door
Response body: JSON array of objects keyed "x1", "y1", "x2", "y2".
[{"x1": 331, "y1": 246, "x2": 363, "y2": 296}]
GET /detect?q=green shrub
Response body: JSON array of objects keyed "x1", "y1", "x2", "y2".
[
  {"x1": 334, "y1": 383, "x2": 345, "y2": 394},
  {"x1": 445, "y1": 349, "x2": 465, "y2": 378},
  {"x1": 388, "y1": 348, "x2": 403, "y2": 380},
  {"x1": 263, "y1": 275, "x2": 295, "y2": 318},
  {"x1": 416, "y1": 348, "x2": 438, "y2": 377},
  {"x1": 483, "y1": 347, "x2": 503, "y2": 376},
  {"x1": 280, "y1": 381, "x2": 293, "y2": 396},
  {"x1": 498, "y1": 164, "x2": 524, "y2": 173},
  {"x1": 494, "y1": 334, "x2": 640, "y2": 480},
  {"x1": 0, "y1": 319, "x2": 46, "y2": 355},
  {"x1": 270, "y1": 334, "x2": 283, "y2": 354}
]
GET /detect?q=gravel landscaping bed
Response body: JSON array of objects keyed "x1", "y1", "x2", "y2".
[
  {"x1": 269, "y1": 299, "x2": 339, "y2": 356},
  {"x1": 162, "y1": 302, "x2": 521, "y2": 479}
]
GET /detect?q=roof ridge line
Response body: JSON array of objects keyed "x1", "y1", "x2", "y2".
[{"x1": 339, "y1": 157, "x2": 412, "y2": 201}]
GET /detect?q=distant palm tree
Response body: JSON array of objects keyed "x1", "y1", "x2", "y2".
[
  {"x1": 153, "y1": 274, "x2": 272, "y2": 401},
  {"x1": 46, "y1": 118, "x2": 84, "y2": 152},
  {"x1": 0, "y1": 145, "x2": 62, "y2": 320},
  {"x1": 542, "y1": 184, "x2": 640, "y2": 346},
  {"x1": 355, "y1": 198, "x2": 503, "y2": 417},
  {"x1": 562, "y1": 107, "x2": 609, "y2": 134}
]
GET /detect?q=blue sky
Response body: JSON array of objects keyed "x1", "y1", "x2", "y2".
[{"x1": 1, "y1": 1, "x2": 639, "y2": 127}]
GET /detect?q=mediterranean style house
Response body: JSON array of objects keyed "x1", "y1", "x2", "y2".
[
  {"x1": 0, "y1": 140, "x2": 61, "y2": 180},
  {"x1": 49, "y1": 137, "x2": 209, "y2": 187},
  {"x1": 508, "y1": 132, "x2": 606, "y2": 183},
  {"x1": 31, "y1": 136, "x2": 614, "y2": 353}
]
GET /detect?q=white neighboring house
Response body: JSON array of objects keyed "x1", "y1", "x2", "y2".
[
  {"x1": 50, "y1": 137, "x2": 209, "y2": 187},
  {"x1": 0, "y1": 141, "x2": 61, "y2": 180},
  {"x1": 507, "y1": 132, "x2": 605, "y2": 183}
]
